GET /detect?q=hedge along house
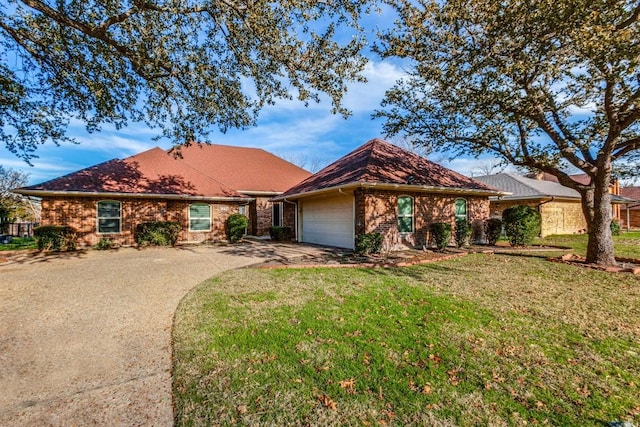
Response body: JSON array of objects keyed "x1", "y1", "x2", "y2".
[
  {"x1": 473, "y1": 173, "x2": 633, "y2": 237},
  {"x1": 15, "y1": 144, "x2": 311, "y2": 247},
  {"x1": 273, "y1": 139, "x2": 503, "y2": 250}
]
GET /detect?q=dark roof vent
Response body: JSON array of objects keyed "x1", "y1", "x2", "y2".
[{"x1": 407, "y1": 175, "x2": 415, "y2": 184}]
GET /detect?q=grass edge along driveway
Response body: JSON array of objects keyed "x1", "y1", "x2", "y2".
[{"x1": 172, "y1": 253, "x2": 640, "y2": 426}]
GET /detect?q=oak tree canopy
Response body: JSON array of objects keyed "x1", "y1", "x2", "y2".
[
  {"x1": 376, "y1": 0, "x2": 640, "y2": 266},
  {"x1": 1, "y1": 0, "x2": 370, "y2": 161}
]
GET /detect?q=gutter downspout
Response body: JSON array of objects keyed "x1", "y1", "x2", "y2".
[{"x1": 537, "y1": 196, "x2": 555, "y2": 210}]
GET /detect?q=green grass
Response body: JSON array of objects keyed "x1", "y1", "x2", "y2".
[
  {"x1": 173, "y1": 255, "x2": 640, "y2": 426},
  {"x1": 0, "y1": 237, "x2": 37, "y2": 251},
  {"x1": 536, "y1": 231, "x2": 640, "y2": 259}
]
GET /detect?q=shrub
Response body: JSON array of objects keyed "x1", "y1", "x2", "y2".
[
  {"x1": 34, "y1": 225, "x2": 78, "y2": 251},
  {"x1": 269, "y1": 226, "x2": 292, "y2": 242},
  {"x1": 502, "y1": 205, "x2": 541, "y2": 246},
  {"x1": 94, "y1": 237, "x2": 116, "y2": 250},
  {"x1": 454, "y1": 218, "x2": 472, "y2": 248},
  {"x1": 610, "y1": 219, "x2": 621, "y2": 236},
  {"x1": 135, "y1": 221, "x2": 180, "y2": 246},
  {"x1": 484, "y1": 218, "x2": 503, "y2": 245},
  {"x1": 355, "y1": 233, "x2": 383, "y2": 255},
  {"x1": 430, "y1": 222, "x2": 451, "y2": 251},
  {"x1": 227, "y1": 213, "x2": 248, "y2": 243}
]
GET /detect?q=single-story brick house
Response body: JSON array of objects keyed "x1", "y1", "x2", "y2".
[
  {"x1": 620, "y1": 187, "x2": 640, "y2": 229},
  {"x1": 473, "y1": 173, "x2": 632, "y2": 237},
  {"x1": 15, "y1": 144, "x2": 311, "y2": 246},
  {"x1": 273, "y1": 139, "x2": 503, "y2": 250}
]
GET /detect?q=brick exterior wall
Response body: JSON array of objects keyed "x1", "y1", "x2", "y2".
[
  {"x1": 254, "y1": 197, "x2": 273, "y2": 236},
  {"x1": 40, "y1": 196, "x2": 243, "y2": 247},
  {"x1": 354, "y1": 188, "x2": 490, "y2": 250},
  {"x1": 489, "y1": 199, "x2": 587, "y2": 237},
  {"x1": 621, "y1": 208, "x2": 640, "y2": 229},
  {"x1": 250, "y1": 197, "x2": 297, "y2": 238}
]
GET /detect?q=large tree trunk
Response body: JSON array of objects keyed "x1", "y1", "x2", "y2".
[{"x1": 583, "y1": 178, "x2": 617, "y2": 266}]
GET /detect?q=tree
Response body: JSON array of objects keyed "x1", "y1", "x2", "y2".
[
  {"x1": 0, "y1": 0, "x2": 370, "y2": 162},
  {"x1": 0, "y1": 165, "x2": 35, "y2": 231},
  {"x1": 375, "y1": 0, "x2": 640, "y2": 266}
]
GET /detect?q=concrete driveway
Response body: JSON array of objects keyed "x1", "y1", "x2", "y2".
[{"x1": 0, "y1": 241, "x2": 334, "y2": 426}]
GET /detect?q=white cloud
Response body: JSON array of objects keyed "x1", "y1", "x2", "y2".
[
  {"x1": 342, "y1": 61, "x2": 406, "y2": 112},
  {"x1": 70, "y1": 134, "x2": 158, "y2": 157}
]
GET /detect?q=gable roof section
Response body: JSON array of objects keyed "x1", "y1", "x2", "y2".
[
  {"x1": 276, "y1": 139, "x2": 501, "y2": 199},
  {"x1": 473, "y1": 173, "x2": 581, "y2": 200},
  {"x1": 174, "y1": 144, "x2": 312, "y2": 194},
  {"x1": 18, "y1": 147, "x2": 246, "y2": 200}
]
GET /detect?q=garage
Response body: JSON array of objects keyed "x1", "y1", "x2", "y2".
[{"x1": 299, "y1": 194, "x2": 354, "y2": 249}]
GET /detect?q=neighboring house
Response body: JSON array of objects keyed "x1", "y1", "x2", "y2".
[
  {"x1": 528, "y1": 171, "x2": 625, "y2": 224},
  {"x1": 273, "y1": 139, "x2": 502, "y2": 250},
  {"x1": 474, "y1": 173, "x2": 630, "y2": 237},
  {"x1": 15, "y1": 144, "x2": 311, "y2": 246},
  {"x1": 620, "y1": 187, "x2": 640, "y2": 229}
]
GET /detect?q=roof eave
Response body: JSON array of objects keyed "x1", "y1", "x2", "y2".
[
  {"x1": 237, "y1": 190, "x2": 283, "y2": 196},
  {"x1": 14, "y1": 189, "x2": 253, "y2": 202},
  {"x1": 273, "y1": 182, "x2": 506, "y2": 201},
  {"x1": 490, "y1": 194, "x2": 580, "y2": 201}
]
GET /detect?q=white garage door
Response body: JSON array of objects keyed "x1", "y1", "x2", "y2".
[{"x1": 300, "y1": 195, "x2": 354, "y2": 249}]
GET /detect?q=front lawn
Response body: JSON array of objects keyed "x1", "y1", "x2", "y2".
[
  {"x1": 173, "y1": 254, "x2": 640, "y2": 426},
  {"x1": 535, "y1": 231, "x2": 640, "y2": 259}
]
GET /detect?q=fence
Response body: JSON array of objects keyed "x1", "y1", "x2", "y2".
[{"x1": 0, "y1": 222, "x2": 39, "y2": 238}]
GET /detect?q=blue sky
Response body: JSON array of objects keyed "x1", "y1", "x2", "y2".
[
  {"x1": 0, "y1": 7, "x2": 498, "y2": 186},
  {"x1": 1, "y1": 58, "x2": 496, "y2": 186}
]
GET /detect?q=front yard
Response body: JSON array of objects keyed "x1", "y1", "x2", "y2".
[
  {"x1": 537, "y1": 231, "x2": 640, "y2": 259},
  {"x1": 172, "y1": 251, "x2": 640, "y2": 426}
]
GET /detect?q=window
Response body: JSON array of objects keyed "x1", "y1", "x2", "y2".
[
  {"x1": 272, "y1": 202, "x2": 283, "y2": 227},
  {"x1": 189, "y1": 203, "x2": 211, "y2": 231},
  {"x1": 97, "y1": 201, "x2": 121, "y2": 233},
  {"x1": 455, "y1": 198, "x2": 468, "y2": 220},
  {"x1": 397, "y1": 196, "x2": 414, "y2": 233}
]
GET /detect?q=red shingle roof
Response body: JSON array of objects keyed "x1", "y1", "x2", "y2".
[
  {"x1": 20, "y1": 144, "x2": 311, "y2": 199},
  {"x1": 278, "y1": 138, "x2": 499, "y2": 198},
  {"x1": 173, "y1": 144, "x2": 311, "y2": 193}
]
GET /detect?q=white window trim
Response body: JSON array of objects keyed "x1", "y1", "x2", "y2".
[
  {"x1": 189, "y1": 203, "x2": 212, "y2": 232},
  {"x1": 455, "y1": 198, "x2": 468, "y2": 221},
  {"x1": 398, "y1": 195, "x2": 414, "y2": 234},
  {"x1": 97, "y1": 200, "x2": 122, "y2": 234}
]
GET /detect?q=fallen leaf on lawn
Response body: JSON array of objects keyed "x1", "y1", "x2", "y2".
[
  {"x1": 447, "y1": 369, "x2": 462, "y2": 385},
  {"x1": 381, "y1": 409, "x2": 397, "y2": 420},
  {"x1": 318, "y1": 394, "x2": 337, "y2": 411},
  {"x1": 363, "y1": 353, "x2": 371, "y2": 365},
  {"x1": 576, "y1": 386, "x2": 591, "y2": 397},
  {"x1": 428, "y1": 354, "x2": 442, "y2": 363},
  {"x1": 339, "y1": 378, "x2": 356, "y2": 394},
  {"x1": 422, "y1": 384, "x2": 433, "y2": 395}
]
